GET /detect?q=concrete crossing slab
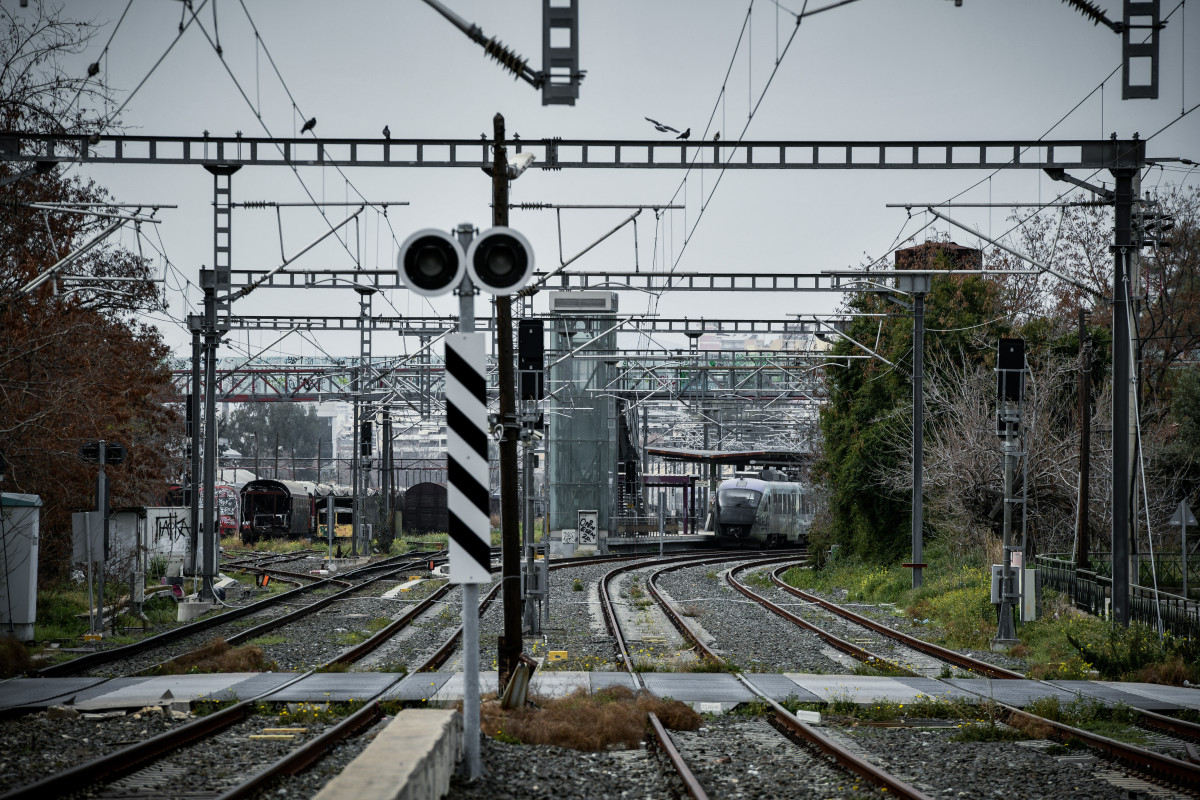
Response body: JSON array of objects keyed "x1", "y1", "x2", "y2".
[
  {"x1": 73, "y1": 674, "x2": 263, "y2": 710},
  {"x1": 1048, "y1": 680, "x2": 1179, "y2": 711},
  {"x1": 639, "y1": 672, "x2": 754, "y2": 711},
  {"x1": 4, "y1": 673, "x2": 1199, "y2": 714},
  {"x1": 383, "y1": 672, "x2": 455, "y2": 702},
  {"x1": 429, "y1": 672, "x2": 499, "y2": 703},
  {"x1": 195, "y1": 673, "x2": 299, "y2": 703},
  {"x1": 528, "y1": 671, "x2": 592, "y2": 698},
  {"x1": 588, "y1": 673, "x2": 638, "y2": 693},
  {"x1": 0, "y1": 677, "x2": 111, "y2": 710},
  {"x1": 1101, "y1": 682, "x2": 1200, "y2": 711},
  {"x1": 265, "y1": 673, "x2": 402, "y2": 703},
  {"x1": 945, "y1": 678, "x2": 1078, "y2": 708},
  {"x1": 786, "y1": 674, "x2": 927, "y2": 705},
  {"x1": 740, "y1": 674, "x2": 823, "y2": 703}
]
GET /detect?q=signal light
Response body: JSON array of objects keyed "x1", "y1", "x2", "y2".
[
  {"x1": 397, "y1": 226, "x2": 535, "y2": 296},
  {"x1": 397, "y1": 228, "x2": 465, "y2": 297},
  {"x1": 466, "y1": 227, "x2": 535, "y2": 295}
]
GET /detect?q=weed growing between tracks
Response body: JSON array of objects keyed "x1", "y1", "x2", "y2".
[
  {"x1": 476, "y1": 686, "x2": 702, "y2": 750},
  {"x1": 149, "y1": 638, "x2": 278, "y2": 674},
  {"x1": 1020, "y1": 696, "x2": 1150, "y2": 745}
]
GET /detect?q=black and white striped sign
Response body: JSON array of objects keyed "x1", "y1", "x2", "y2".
[{"x1": 445, "y1": 333, "x2": 491, "y2": 584}]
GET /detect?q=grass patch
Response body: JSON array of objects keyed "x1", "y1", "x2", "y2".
[
  {"x1": 950, "y1": 723, "x2": 1028, "y2": 742},
  {"x1": 572, "y1": 579, "x2": 584, "y2": 592},
  {"x1": 478, "y1": 686, "x2": 701, "y2": 750},
  {"x1": 781, "y1": 547, "x2": 1200, "y2": 682},
  {"x1": 246, "y1": 634, "x2": 287, "y2": 647},
  {"x1": 742, "y1": 570, "x2": 774, "y2": 591},
  {"x1": 1022, "y1": 696, "x2": 1149, "y2": 745},
  {"x1": 335, "y1": 630, "x2": 370, "y2": 646},
  {"x1": 34, "y1": 585, "x2": 90, "y2": 641},
  {"x1": 150, "y1": 638, "x2": 277, "y2": 674},
  {"x1": 193, "y1": 697, "x2": 238, "y2": 716},
  {"x1": 685, "y1": 658, "x2": 740, "y2": 674}
]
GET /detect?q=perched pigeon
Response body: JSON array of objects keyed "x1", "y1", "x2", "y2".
[
  {"x1": 644, "y1": 117, "x2": 679, "y2": 134},
  {"x1": 677, "y1": 128, "x2": 691, "y2": 140},
  {"x1": 382, "y1": 125, "x2": 391, "y2": 139},
  {"x1": 300, "y1": 117, "x2": 317, "y2": 134}
]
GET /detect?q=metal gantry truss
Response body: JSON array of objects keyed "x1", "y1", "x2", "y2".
[{"x1": 1, "y1": 131, "x2": 1153, "y2": 624}]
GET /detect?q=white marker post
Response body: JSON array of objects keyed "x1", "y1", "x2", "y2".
[{"x1": 445, "y1": 332, "x2": 491, "y2": 781}]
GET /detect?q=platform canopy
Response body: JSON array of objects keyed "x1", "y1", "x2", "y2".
[{"x1": 645, "y1": 447, "x2": 811, "y2": 468}]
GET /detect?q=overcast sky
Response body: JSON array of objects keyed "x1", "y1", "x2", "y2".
[{"x1": 31, "y1": 0, "x2": 1200, "y2": 361}]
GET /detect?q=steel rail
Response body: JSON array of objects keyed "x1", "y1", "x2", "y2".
[
  {"x1": 765, "y1": 564, "x2": 1200, "y2": 744},
  {"x1": 598, "y1": 552, "x2": 755, "y2": 680},
  {"x1": 734, "y1": 679, "x2": 935, "y2": 800},
  {"x1": 767, "y1": 564, "x2": 1025, "y2": 679},
  {"x1": 245, "y1": 566, "x2": 352, "y2": 588},
  {"x1": 324, "y1": 579, "x2": 454, "y2": 667},
  {"x1": 134, "y1": 557, "x2": 437, "y2": 675},
  {"x1": 417, "y1": 580, "x2": 504, "y2": 672},
  {"x1": 0, "y1": 697, "x2": 256, "y2": 800},
  {"x1": 720, "y1": 557, "x2": 909, "y2": 672},
  {"x1": 1000, "y1": 703, "x2": 1200, "y2": 791},
  {"x1": 37, "y1": 552, "x2": 440, "y2": 678},
  {"x1": 212, "y1": 699, "x2": 387, "y2": 800},
  {"x1": 647, "y1": 711, "x2": 709, "y2": 800}
]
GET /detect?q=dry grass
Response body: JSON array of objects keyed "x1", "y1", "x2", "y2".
[
  {"x1": 0, "y1": 636, "x2": 33, "y2": 677},
  {"x1": 477, "y1": 685, "x2": 701, "y2": 750},
  {"x1": 152, "y1": 638, "x2": 277, "y2": 674}
]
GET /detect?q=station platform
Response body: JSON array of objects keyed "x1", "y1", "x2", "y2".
[{"x1": 3, "y1": 671, "x2": 1200, "y2": 715}]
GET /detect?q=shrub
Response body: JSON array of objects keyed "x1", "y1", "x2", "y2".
[{"x1": 477, "y1": 686, "x2": 700, "y2": 750}]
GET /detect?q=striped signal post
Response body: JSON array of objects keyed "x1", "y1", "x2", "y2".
[
  {"x1": 446, "y1": 333, "x2": 492, "y2": 582},
  {"x1": 445, "y1": 330, "x2": 489, "y2": 780}
]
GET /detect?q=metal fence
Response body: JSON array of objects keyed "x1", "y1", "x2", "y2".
[{"x1": 1035, "y1": 554, "x2": 1200, "y2": 639}]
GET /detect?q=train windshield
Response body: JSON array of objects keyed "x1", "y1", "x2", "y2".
[{"x1": 719, "y1": 488, "x2": 761, "y2": 508}]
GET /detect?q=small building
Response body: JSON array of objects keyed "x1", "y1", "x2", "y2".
[{"x1": 1, "y1": 493, "x2": 41, "y2": 642}]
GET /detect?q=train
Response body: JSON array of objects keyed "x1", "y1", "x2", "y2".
[
  {"x1": 711, "y1": 472, "x2": 810, "y2": 548},
  {"x1": 238, "y1": 479, "x2": 399, "y2": 544}
]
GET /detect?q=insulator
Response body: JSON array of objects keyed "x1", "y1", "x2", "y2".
[
  {"x1": 483, "y1": 37, "x2": 529, "y2": 80},
  {"x1": 1059, "y1": 0, "x2": 1112, "y2": 27}
]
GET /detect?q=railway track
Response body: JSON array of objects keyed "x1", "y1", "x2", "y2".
[
  {"x1": 37, "y1": 551, "x2": 444, "y2": 679},
  {"x1": 759, "y1": 561, "x2": 1200, "y2": 748},
  {"x1": 658, "y1": 555, "x2": 1200, "y2": 797},
  {"x1": 597, "y1": 549, "x2": 935, "y2": 798}
]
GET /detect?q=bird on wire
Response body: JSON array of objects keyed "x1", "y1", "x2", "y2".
[
  {"x1": 644, "y1": 117, "x2": 679, "y2": 134},
  {"x1": 382, "y1": 125, "x2": 391, "y2": 139},
  {"x1": 713, "y1": 132, "x2": 720, "y2": 141},
  {"x1": 677, "y1": 128, "x2": 691, "y2": 140},
  {"x1": 300, "y1": 117, "x2": 317, "y2": 134}
]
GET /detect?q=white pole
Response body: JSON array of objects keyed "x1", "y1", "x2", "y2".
[{"x1": 462, "y1": 583, "x2": 480, "y2": 779}]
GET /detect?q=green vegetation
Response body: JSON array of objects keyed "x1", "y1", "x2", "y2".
[
  {"x1": 1023, "y1": 697, "x2": 1149, "y2": 746},
  {"x1": 246, "y1": 633, "x2": 287, "y2": 647},
  {"x1": 572, "y1": 578, "x2": 584, "y2": 592},
  {"x1": 783, "y1": 548, "x2": 1200, "y2": 682},
  {"x1": 479, "y1": 686, "x2": 701, "y2": 750}
]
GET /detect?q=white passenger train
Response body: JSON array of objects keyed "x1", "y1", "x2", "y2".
[{"x1": 712, "y1": 471, "x2": 809, "y2": 548}]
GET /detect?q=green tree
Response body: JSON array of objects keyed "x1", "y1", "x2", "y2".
[
  {"x1": 220, "y1": 404, "x2": 332, "y2": 482},
  {"x1": 815, "y1": 245, "x2": 1008, "y2": 561},
  {"x1": 1, "y1": 5, "x2": 177, "y2": 576}
]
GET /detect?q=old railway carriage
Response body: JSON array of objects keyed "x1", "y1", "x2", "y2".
[
  {"x1": 239, "y1": 479, "x2": 315, "y2": 543},
  {"x1": 712, "y1": 474, "x2": 809, "y2": 549}
]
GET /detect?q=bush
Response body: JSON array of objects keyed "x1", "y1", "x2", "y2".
[{"x1": 478, "y1": 686, "x2": 701, "y2": 750}]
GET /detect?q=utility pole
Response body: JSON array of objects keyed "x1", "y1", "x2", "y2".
[
  {"x1": 1075, "y1": 308, "x2": 1092, "y2": 571},
  {"x1": 494, "y1": 113, "x2": 523, "y2": 691},
  {"x1": 1111, "y1": 155, "x2": 1139, "y2": 626}
]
